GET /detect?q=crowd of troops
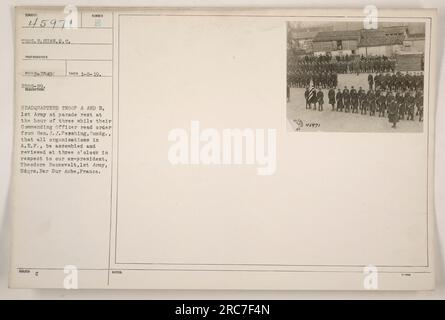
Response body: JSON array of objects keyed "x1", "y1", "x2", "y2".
[
  {"x1": 367, "y1": 72, "x2": 424, "y2": 92},
  {"x1": 287, "y1": 53, "x2": 425, "y2": 128},
  {"x1": 295, "y1": 54, "x2": 397, "y2": 74},
  {"x1": 288, "y1": 70, "x2": 338, "y2": 88},
  {"x1": 303, "y1": 85, "x2": 424, "y2": 127},
  {"x1": 288, "y1": 70, "x2": 423, "y2": 94}
]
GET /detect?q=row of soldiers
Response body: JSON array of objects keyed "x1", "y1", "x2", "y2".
[
  {"x1": 367, "y1": 72, "x2": 424, "y2": 92},
  {"x1": 300, "y1": 53, "x2": 383, "y2": 63},
  {"x1": 287, "y1": 70, "x2": 424, "y2": 93},
  {"x1": 295, "y1": 56, "x2": 396, "y2": 74},
  {"x1": 303, "y1": 86, "x2": 424, "y2": 123},
  {"x1": 288, "y1": 70, "x2": 338, "y2": 88}
]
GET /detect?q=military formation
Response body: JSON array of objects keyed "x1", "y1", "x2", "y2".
[
  {"x1": 288, "y1": 70, "x2": 423, "y2": 93},
  {"x1": 287, "y1": 53, "x2": 425, "y2": 128},
  {"x1": 303, "y1": 85, "x2": 424, "y2": 127},
  {"x1": 292, "y1": 54, "x2": 397, "y2": 75},
  {"x1": 288, "y1": 70, "x2": 338, "y2": 88},
  {"x1": 367, "y1": 72, "x2": 424, "y2": 92}
]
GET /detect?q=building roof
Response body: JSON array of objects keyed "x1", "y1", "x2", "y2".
[
  {"x1": 313, "y1": 30, "x2": 361, "y2": 42},
  {"x1": 300, "y1": 25, "x2": 423, "y2": 48},
  {"x1": 359, "y1": 30, "x2": 405, "y2": 47},
  {"x1": 381, "y1": 26, "x2": 408, "y2": 35},
  {"x1": 405, "y1": 33, "x2": 425, "y2": 40},
  {"x1": 395, "y1": 51, "x2": 423, "y2": 56},
  {"x1": 290, "y1": 30, "x2": 319, "y2": 40}
]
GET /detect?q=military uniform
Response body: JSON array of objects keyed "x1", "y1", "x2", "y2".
[
  {"x1": 374, "y1": 74, "x2": 382, "y2": 90},
  {"x1": 328, "y1": 88, "x2": 336, "y2": 111},
  {"x1": 377, "y1": 92, "x2": 386, "y2": 117},
  {"x1": 390, "y1": 74, "x2": 397, "y2": 91},
  {"x1": 416, "y1": 91, "x2": 424, "y2": 122},
  {"x1": 358, "y1": 87, "x2": 366, "y2": 114},
  {"x1": 388, "y1": 99, "x2": 399, "y2": 128},
  {"x1": 336, "y1": 90, "x2": 343, "y2": 111},
  {"x1": 304, "y1": 88, "x2": 310, "y2": 109},
  {"x1": 343, "y1": 88, "x2": 350, "y2": 113},
  {"x1": 386, "y1": 92, "x2": 395, "y2": 114},
  {"x1": 368, "y1": 90, "x2": 376, "y2": 116},
  {"x1": 405, "y1": 92, "x2": 415, "y2": 121},
  {"x1": 361, "y1": 91, "x2": 369, "y2": 116},
  {"x1": 395, "y1": 91, "x2": 404, "y2": 120},
  {"x1": 350, "y1": 87, "x2": 358, "y2": 113},
  {"x1": 317, "y1": 90, "x2": 324, "y2": 111},
  {"x1": 368, "y1": 74, "x2": 374, "y2": 90}
]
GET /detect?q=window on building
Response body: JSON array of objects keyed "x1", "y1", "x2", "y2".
[{"x1": 336, "y1": 40, "x2": 342, "y2": 50}]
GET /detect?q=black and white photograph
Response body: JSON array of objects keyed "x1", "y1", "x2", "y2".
[{"x1": 287, "y1": 21, "x2": 426, "y2": 132}]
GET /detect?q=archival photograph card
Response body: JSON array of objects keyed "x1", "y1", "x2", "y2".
[{"x1": 10, "y1": 7, "x2": 437, "y2": 290}]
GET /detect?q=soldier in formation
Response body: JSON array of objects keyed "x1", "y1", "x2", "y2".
[
  {"x1": 288, "y1": 70, "x2": 338, "y2": 89},
  {"x1": 328, "y1": 87, "x2": 336, "y2": 111},
  {"x1": 292, "y1": 54, "x2": 399, "y2": 75},
  {"x1": 303, "y1": 86, "x2": 424, "y2": 124},
  {"x1": 372, "y1": 72, "x2": 423, "y2": 92}
]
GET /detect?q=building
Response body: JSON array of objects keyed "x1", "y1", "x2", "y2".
[
  {"x1": 395, "y1": 52, "x2": 423, "y2": 71},
  {"x1": 357, "y1": 28, "x2": 406, "y2": 56},
  {"x1": 381, "y1": 26, "x2": 408, "y2": 37},
  {"x1": 289, "y1": 31, "x2": 318, "y2": 53},
  {"x1": 288, "y1": 23, "x2": 425, "y2": 58},
  {"x1": 312, "y1": 30, "x2": 361, "y2": 55},
  {"x1": 403, "y1": 33, "x2": 426, "y2": 53},
  {"x1": 288, "y1": 24, "x2": 334, "y2": 53}
]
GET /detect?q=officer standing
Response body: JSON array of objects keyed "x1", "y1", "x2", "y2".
[
  {"x1": 317, "y1": 89, "x2": 324, "y2": 111},
  {"x1": 343, "y1": 86, "x2": 351, "y2": 113},
  {"x1": 336, "y1": 88, "x2": 343, "y2": 112},
  {"x1": 417, "y1": 90, "x2": 424, "y2": 122},
  {"x1": 350, "y1": 86, "x2": 358, "y2": 113},
  {"x1": 378, "y1": 91, "x2": 386, "y2": 117},
  {"x1": 386, "y1": 91, "x2": 395, "y2": 115},
  {"x1": 375, "y1": 73, "x2": 381, "y2": 90},
  {"x1": 388, "y1": 97, "x2": 399, "y2": 128},
  {"x1": 406, "y1": 91, "x2": 415, "y2": 121},
  {"x1": 328, "y1": 87, "x2": 336, "y2": 111},
  {"x1": 361, "y1": 90, "x2": 369, "y2": 116},
  {"x1": 368, "y1": 89, "x2": 376, "y2": 116},
  {"x1": 396, "y1": 89, "x2": 405, "y2": 120},
  {"x1": 358, "y1": 86, "x2": 365, "y2": 114},
  {"x1": 368, "y1": 74, "x2": 374, "y2": 90},
  {"x1": 304, "y1": 87, "x2": 310, "y2": 109}
]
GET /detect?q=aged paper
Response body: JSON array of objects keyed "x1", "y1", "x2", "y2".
[{"x1": 10, "y1": 7, "x2": 437, "y2": 290}]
